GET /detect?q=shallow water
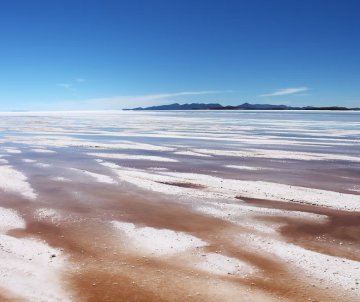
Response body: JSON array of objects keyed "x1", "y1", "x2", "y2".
[{"x1": 0, "y1": 110, "x2": 359, "y2": 302}]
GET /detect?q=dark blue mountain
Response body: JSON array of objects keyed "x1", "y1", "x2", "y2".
[
  {"x1": 124, "y1": 103, "x2": 223, "y2": 110},
  {"x1": 124, "y1": 102, "x2": 358, "y2": 111}
]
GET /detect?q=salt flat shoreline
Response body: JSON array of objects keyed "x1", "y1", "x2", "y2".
[{"x1": 0, "y1": 111, "x2": 359, "y2": 301}]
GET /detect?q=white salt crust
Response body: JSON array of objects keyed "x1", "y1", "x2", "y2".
[
  {"x1": 88, "y1": 152, "x2": 178, "y2": 162},
  {"x1": 82, "y1": 170, "x2": 116, "y2": 184},
  {"x1": 3, "y1": 148, "x2": 22, "y2": 154},
  {"x1": 191, "y1": 148, "x2": 360, "y2": 162},
  {"x1": 0, "y1": 207, "x2": 25, "y2": 233},
  {"x1": 192, "y1": 252, "x2": 255, "y2": 276},
  {"x1": 173, "y1": 151, "x2": 212, "y2": 157},
  {"x1": 0, "y1": 158, "x2": 9, "y2": 164},
  {"x1": 31, "y1": 148, "x2": 56, "y2": 153},
  {"x1": 100, "y1": 163, "x2": 360, "y2": 211},
  {"x1": 51, "y1": 176, "x2": 71, "y2": 182},
  {"x1": 35, "y1": 162, "x2": 52, "y2": 168},
  {"x1": 225, "y1": 165, "x2": 264, "y2": 171},
  {"x1": 112, "y1": 220, "x2": 258, "y2": 277},
  {"x1": 195, "y1": 203, "x2": 327, "y2": 234},
  {"x1": 22, "y1": 159, "x2": 37, "y2": 163},
  {"x1": 239, "y1": 234, "x2": 360, "y2": 299},
  {"x1": 0, "y1": 207, "x2": 71, "y2": 301},
  {"x1": 5, "y1": 135, "x2": 174, "y2": 152},
  {"x1": 70, "y1": 168, "x2": 116, "y2": 184},
  {"x1": 111, "y1": 221, "x2": 206, "y2": 255},
  {"x1": 34, "y1": 208, "x2": 62, "y2": 223},
  {"x1": 0, "y1": 165, "x2": 36, "y2": 200}
]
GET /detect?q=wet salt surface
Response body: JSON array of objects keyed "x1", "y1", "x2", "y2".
[
  {"x1": 0, "y1": 165, "x2": 36, "y2": 200},
  {"x1": 111, "y1": 221, "x2": 206, "y2": 255},
  {"x1": 0, "y1": 207, "x2": 71, "y2": 302},
  {"x1": 0, "y1": 111, "x2": 359, "y2": 301},
  {"x1": 239, "y1": 234, "x2": 360, "y2": 298}
]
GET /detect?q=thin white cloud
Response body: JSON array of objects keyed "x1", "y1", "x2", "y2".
[
  {"x1": 83, "y1": 90, "x2": 230, "y2": 108},
  {"x1": 75, "y1": 78, "x2": 86, "y2": 83},
  {"x1": 29, "y1": 90, "x2": 230, "y2": 110},
  {"x1": 259, "y1": 87, "x2": 309, "y2": 97},
  {"x1": 57, "y1": 83, "x2": 73, "y2": 89}
]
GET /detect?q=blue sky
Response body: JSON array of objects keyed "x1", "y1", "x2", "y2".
[{"x1": 0, "y1": 0, "x2": 359, "y2": 110}]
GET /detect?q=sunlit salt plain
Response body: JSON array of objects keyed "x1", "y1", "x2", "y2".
[{"x1": 0, "y1": 110, "x2": 359, "y2": 302}]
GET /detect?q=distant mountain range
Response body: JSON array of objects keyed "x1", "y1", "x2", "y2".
[{"x1": 124, "y1": 102, "x2": 360, "y2": 111}]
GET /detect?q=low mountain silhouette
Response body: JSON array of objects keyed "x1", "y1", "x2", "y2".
[
  {"x1": 125, "y1": 103, "x2": 222, "y2": 110},
  {"x1": 124, "y1": 102, "x2": 358, "y2": 111}
]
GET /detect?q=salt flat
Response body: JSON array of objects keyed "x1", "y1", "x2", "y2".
[{"x1": 0, "y1": 110, "x2": 359, "y2": 302}]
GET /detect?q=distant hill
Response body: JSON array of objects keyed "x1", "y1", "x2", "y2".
[
  {"x1": 125, "y1": 103, "x2": 223, "y2": 111},
  {"x1": 124, "y1": 102, "x2": 359, "y2": 111}
]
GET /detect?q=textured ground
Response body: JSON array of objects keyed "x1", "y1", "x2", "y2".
[{"x1": 0, "y1": 111, "x2": 359, "y2": 301}]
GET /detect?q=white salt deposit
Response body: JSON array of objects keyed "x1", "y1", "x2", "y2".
[
  {"x1": 195, "y1": 203, "x2": 326, "y2": 233},
  {"x1": 5, "y1": 135, "x2": 173, "y2": 152},
  {"x1": 4, "y1": 148, "x2": 22, "y2": 154},
  {"x1": 22, "y1": 159, "x2": 37, "y2": 163},
  {"x1": 0, "y1": 235, "x2": 71, "y2": 302},
  {"x1": 112, "y1": 221, "x2": 206, "y2": 255},
  {"x1": 82, "y1": 170, "x2": 116, "y2": 184},
  {"x1": 173, "y1": 150, "x2": 211, "y2": 157},
  {"x1": 99, "y1": 161, "x2": 119, "y2": 169},
  {"x1": 101, "y1": 164, "x2": 360, "y2": 211},
  {"x1": 192, "y1": 148, "x2": 360, "y2": 162},
  {"x1": 0, "y1": 158, "x2": 9, "y2": 164},
  {"x1": 35, "y1": 162, "x2": 52, "y2": 168},
  {"x1": 240, "y1": 234, "x2": 360, "y2": 298},
  {"x1": 31, "y1": 148, "x2": 56, "y2": 153},
  {"x1": 0, "y1": 207, "x2": 26, "y2": 233},
  {"x1": 225, "y1": 165, "x2": 264, "y2": 171},
  {"x1": 148, "y1": 167, "x2": 169, "y2": 171},
  {"x1": 34, "y1": 208, "x2": 62, "y2": 223},
  {"x1": 51, "y1": 176, "x2": 71, "y2": 182},
  {"x1": 193, "y1": 253, "x2": 255, "y2": 276},
  {"x1": 0, "y1": 166, "x2": 36, "y2": 200},
  {"x1": 70, "y1": 168, "x2": 116, "y2": 184},
  {"x1": 0, "y1": 207, "x2": 71, "y2": 301},
  {"x1": 88, "y1": 152, "x2": 178, "y2": 162}
]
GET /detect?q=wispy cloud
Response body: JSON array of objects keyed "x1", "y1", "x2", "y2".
[
  {"x1": 57, "y1": 78, "x2": 86, "y2": 90},
  {"x1": 57, "y1": 83, "x2": 73, "y2": 89},
  {"x1": 41, "y1": 90, "x2": 230, "y2": 110},
  {"x1": 259, "y1": 87, "x2": 309, "y2": 97},
  {"x1": 83, "y1": 90, "x2": 230, "y2": 108}
]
